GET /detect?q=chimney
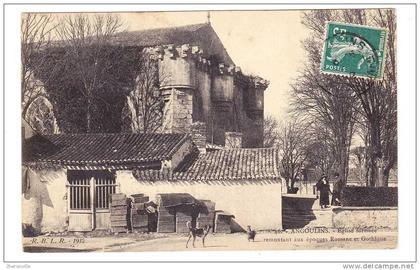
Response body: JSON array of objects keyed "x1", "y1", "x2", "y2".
[
  {"x1": 160, "y1": 159, "x2": 173, "y2": 178},
  {"x1": 225, "y1": 132, "x2": 243, "y2": 149},
  {"x1": 191, "y1": 121, "x2": 207, "y2": 153}
]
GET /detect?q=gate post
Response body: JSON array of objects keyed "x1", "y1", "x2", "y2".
[{"x1": 90, "y1": 176, "x2": 96, "y2": 230}]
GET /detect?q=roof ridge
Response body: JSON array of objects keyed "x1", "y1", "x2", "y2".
[
  {"x1": 123, "y1": 22, "x2": 209, "y2": 35},
  {"x1": 45, "y1": 132, "x2": 185, "y2": 136},
  {"x1": 209, "y1": 147, "x2": 278, "y2": 151}
]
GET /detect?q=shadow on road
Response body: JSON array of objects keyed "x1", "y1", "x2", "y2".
[{"x1": 23, "y1": 246, "x2": 96, "y2": 253}]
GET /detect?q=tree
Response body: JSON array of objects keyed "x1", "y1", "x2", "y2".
[
  {"x1": 290, "y1": 28, "x2": 357, "y2": 187},
  {"x1": 21, "y1": 13, "x2": 59, "y2": 134},
  {"x1": 263, "y1": 115, "x2": 280, "y2": 147},
  {"x1": 121, "y1": 51, "x2": 165, "y2": 133},
  {"x1": 300, "y1": 9, "x2": 397, "y2": 187},
  {"x1": 56, "y1": 14, "x2": 125, "y2": 133},
  {"x1": 21, "y1": 13, "x2": 54, "y2": 117},
  {"x1": 349, "y1": 146, "x2": 368, "y2": 186},
  {"x1": 304, "y1": 124, "x2": 338, "y2": 177},
  {"x1": 344, "y1": 10, "x2": 397, "y2": 186},
  {"x1": 278, "y1": 120, "x2": 308, "y2": 193}
]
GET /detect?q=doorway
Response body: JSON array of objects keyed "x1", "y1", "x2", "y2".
[{"x1": 67, "y1": 170, "x2": 117, "y2": 231}]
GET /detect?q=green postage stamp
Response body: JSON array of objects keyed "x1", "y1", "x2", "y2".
[{"x1": 321, "y1": 21, "x2": 388, "y2": 79}]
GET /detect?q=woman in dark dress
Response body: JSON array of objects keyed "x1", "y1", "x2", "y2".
[{"x1": 316, "y1": 175, "x2": 331, "y2": 208}]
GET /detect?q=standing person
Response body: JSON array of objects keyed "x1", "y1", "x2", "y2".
[{"x1": 316, "y1": 174, "x2": 331, "y2": 208}]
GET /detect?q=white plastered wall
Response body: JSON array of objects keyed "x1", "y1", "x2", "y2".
[
  {"x1": 22, "y1": 168, "x2": 68, "y2": 233},
  {"x1": 117, "y1": 170, "x2": 282, "y2": 230}
]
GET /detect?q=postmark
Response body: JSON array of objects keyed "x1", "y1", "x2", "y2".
[{"x1": 321, "y1": 21, "x2": 388, "y2": 79}]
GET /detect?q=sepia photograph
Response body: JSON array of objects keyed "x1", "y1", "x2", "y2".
[{"x1": 18, "y1": 9, "x2": 400, "y2": 253}]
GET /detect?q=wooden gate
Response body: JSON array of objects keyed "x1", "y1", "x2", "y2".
[{"x1": 67, "y1": 170, "x2": 117, "y2": 231}]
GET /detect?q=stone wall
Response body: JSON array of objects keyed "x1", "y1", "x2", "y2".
[
  {"x1": 332, "y1": 207, "x2": 398, "y2": 230},
  {"x1": 158, "y1": 45, "x2": 197, "y2": 89},
  {"x1": 243, "y1": 110, "x2": 264, "y2": 148},
  {"x1": 212, "y1": 74, "x2": 234, "y2": 102},
  {"x1": 171, "y1": 88, "x2": 194, "y2": 133},
  {"x1": 191, "y1": 121, "x2": 207, "y2": 153},
  {"x1": 194, "y1": 69, "x2": 211, "y2": 124},
  {"x1": 211, "y1": 101, "x2": 234, "y2": 145},
  {"x1": 152, "y1": 44, "x2": 268, "y2": 148},
  {"x1": 158, "y1": 45, "x2": 197, "y2": 134},
  {"x1": 161, "y1": 87, "x2": 194, "y2": 134}
]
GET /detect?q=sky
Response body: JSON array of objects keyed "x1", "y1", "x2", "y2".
[{"x1": 120, "y1": 11, "x2": 310, "y2": 122}]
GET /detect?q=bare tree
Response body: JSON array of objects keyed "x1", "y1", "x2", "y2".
[
  {"x1": 21, "y1": 13, "x2": 59, "y2": 133},
  {"x1": 349, "y1": 146, "x2": 368, "y2": 186},
  {"x1": 290, "y1": 33, "x2": 357, "y2": 187},
  {"x1": 56, "y1": 14, "x2": 125, "y2": 133},
  {"x1": 121, "y1": 51, "x2": 164, "y2": 133},
  {"x1": 263, "y1": 115, "x2": 280, "y2": 147},
  {"x1": 278, "y1": 120, "x2": 308, "y2": 193},
  {"x1": 304, "y1": 124, "x2": 338, "y2": 177},
  {"x1": 300, "y1": 9, "x2": 397, "y2": 187},
  {"x1": 345, "y1": 10, "x2": 397, "y2": 186}
]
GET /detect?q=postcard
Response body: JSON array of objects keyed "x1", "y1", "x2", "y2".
[{"x1": 20, "y1": 9, "x2": 398, "y2": 253}]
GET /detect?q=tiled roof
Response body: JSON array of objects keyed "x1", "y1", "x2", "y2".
[
  {"x1": 23, "y1": 133, "x2": 189, "y2": 168},
  {"x1": 134, "y1": 148, "x2": 280, "y2": 182},
  {"x1": 111, "y1": 23, "x2": 235, "y2": 65}
]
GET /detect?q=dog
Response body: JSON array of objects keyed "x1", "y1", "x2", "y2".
[
  {"x1": 247, "y1": 225, "x2": 256, "y2": 242},
  {"x1": 186, "y1": 221, "x2": 212, "y2": 248}
]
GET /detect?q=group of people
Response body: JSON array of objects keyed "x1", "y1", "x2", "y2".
[{"x1": 316, "y1": 173, "x2": 342, "y2": 208}]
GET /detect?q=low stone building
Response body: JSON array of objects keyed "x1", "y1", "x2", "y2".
[{"x1": 22, "y1": 131, "x2": 282, "y2": 233}]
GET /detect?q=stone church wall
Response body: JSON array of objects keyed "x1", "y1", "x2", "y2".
[{"x1": 153, "y1": 43, "x2": 267, "y2": 148}]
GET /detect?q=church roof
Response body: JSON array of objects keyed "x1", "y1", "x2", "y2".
[{"x1": 112, "y1": 23, "x2": 235, "y2": 65}]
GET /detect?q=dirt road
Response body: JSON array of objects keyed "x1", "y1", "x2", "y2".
[
  {"x1": 111, "y1": 231, "x2": 397, "y2": 252},
  {"x1": 22, "y1": 230, "x2": 397, "y2": 252}
]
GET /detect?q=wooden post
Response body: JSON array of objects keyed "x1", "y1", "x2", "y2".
[
  {"x1": 90, "y1": 176, "x2": 95, "y2": 231},
  {"x1": 66, "y1": 180, "x2": 70, "y2": 227},
  {"x1": 117, "y1": 181, "x2": 121, "y2": 193}
]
